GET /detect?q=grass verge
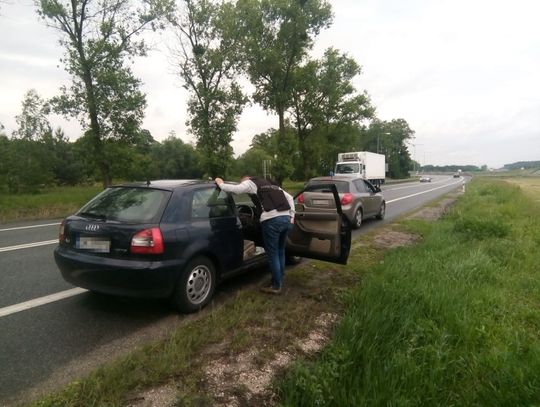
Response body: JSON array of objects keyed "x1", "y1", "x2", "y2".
[
  {"x1": 0, "y1": 185, "x2": 101, "y2": 223},
  {"x1": 278, "y1": 177, "x2": 540, "y2": 406}
]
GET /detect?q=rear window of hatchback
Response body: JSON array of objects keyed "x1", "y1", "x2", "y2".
[
  {"x1": 307, "y1": 180, "x2": 350, "y2": 194},
  {"x1": 77, "y1": 187, "x2": 172, "y2": 223}
]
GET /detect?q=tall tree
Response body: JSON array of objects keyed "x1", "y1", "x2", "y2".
[
  {"x1": 290, "y1": 48, "x2": 374, "y2": 179},
  {"x1": 170, "y1": 0, "x2": 246, "y2": 178},
  {"x1": 236, "y1": 0, "x2": 332, "y2": 184},
  {"x1": 37, "y1": 0, "x2": 171, "y2": 187},
  {"x1": 13, "y1": 89, "x2": 52, "y2": 140},
  {"x1": 364, "y1": 118, "x2": 415, "y2": 178}
]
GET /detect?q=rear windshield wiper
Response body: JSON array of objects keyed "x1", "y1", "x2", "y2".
[{"x1": 77, "y1": 211, "x2": 108, "y2": 220}]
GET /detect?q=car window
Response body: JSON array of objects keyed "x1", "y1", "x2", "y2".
[
  {"x1": 307, "y1": 180, "x2": 350, "y2": 193},
  {"x1": 363, "y1": 180, "x2": 377, "y2": 193},
  {"x1": 233, "y1": 193, "x2": 254, "y2": 205},
  {"x1": 191, "y1": 187, "x2": 234, "y2": 219},
  {"x1": 353, "y1": 180, "x2": 367, "y2": 193},
  {"x1": 78, "y1": 187, "x2": 171, "y2": 223},
  {"x1": 335, "y1": 163, "x2": 359, "y2": 174}
]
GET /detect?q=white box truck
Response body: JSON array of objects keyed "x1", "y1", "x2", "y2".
[{"x1": 334, "y1": 151, "x2": 386, "y2": 185}]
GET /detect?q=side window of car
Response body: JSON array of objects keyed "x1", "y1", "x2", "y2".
[
  {"x1": 191, "y1": 188, "x2": 234, "y2": 219},
  {"x1": 354, "y1": 180, "x2": 367, "y2": 193},
  {"x1": 363, "y1": 180, "x2": 376, "y2": 193}
]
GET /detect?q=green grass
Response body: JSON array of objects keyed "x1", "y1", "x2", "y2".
[
  {"x1": 0, "y1": 185, "x2": 102, "y2": 223},
  {"x1": 278, "y1": 177, "x2": 540, "y2": 406}
]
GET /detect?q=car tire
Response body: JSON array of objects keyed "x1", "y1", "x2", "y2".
[
  {"x1": 376, "y1": 202, "x2": 386, "y2": 220},
  {"x1": 171, "y1": 256, "x2": 216, "y2": 313},
  {"x1": 352, "y1": 208, "x2": 363, "y2": 229}
]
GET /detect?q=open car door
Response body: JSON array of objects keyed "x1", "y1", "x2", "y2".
[{"x1": 286, "y1": 184, "x2": 351, "y2": 265}]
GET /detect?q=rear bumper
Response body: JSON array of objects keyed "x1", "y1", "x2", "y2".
[{"x1": 54, "y1": 246, "x2": 187, "y2": 299}]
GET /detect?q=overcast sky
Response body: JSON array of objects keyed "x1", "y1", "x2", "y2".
[{"x1": 1, "y1": 0, "x2": 539, "y2": 168}]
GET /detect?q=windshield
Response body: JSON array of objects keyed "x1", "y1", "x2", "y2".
[
  {"x1": 336, "y1": 163, "x2": 360, "y2": 174},
  {"x1": 78, "y1": 187, "x2": 171, "y2": 223}
]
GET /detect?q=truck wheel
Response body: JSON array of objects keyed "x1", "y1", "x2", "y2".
[
  {"x1": 376, "y1": 202, "x2": 386, "y2": 220},
  {"x1": 353, "y1": 208, "x2": 363, "y2": 229},
  {"x1": 171, "y1": 256, "x2": 216, "y2": 313}
]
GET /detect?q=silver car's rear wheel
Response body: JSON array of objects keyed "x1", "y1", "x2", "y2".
[
  {"x1": 352, "y1": 208, "x2": 363, "y2": 229},
  {"x1": 172, "y1": 256, "x2": 216, "y2": 313}
]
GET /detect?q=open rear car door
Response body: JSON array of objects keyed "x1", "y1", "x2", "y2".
[{"x1": 286, "y1": 184, "x2": 351, "y2": 265}]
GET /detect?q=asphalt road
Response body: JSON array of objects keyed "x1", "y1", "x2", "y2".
[{"x1": 0, "y1": 175, "x2": 466, "y2": 405}]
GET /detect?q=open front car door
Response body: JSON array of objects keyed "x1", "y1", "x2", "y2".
[{"x1": 286, "y1": 184, "x2": 351, "y2": 265}]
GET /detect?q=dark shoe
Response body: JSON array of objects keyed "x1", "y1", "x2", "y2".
[{"x1": 260, "y1": 285, "x2": 282, "y2": 295}]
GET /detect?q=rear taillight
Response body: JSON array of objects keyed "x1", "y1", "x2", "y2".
[
  {"x1": 131, "y1": 227, "x2": 164, "y2": 254},
  {"x1": 59, "y1": 220, "x2": 65, "y2": 243},
  {"x1": 297, "y1": 194, "x2": 305, "y2": 204},
  {"x1": 340, "y1": 193, "x2": 353, "y2": 206}
]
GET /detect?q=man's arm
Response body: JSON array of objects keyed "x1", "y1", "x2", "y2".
[{"x1": 215, "y1": 178, "x2": 257, "y2": 195}]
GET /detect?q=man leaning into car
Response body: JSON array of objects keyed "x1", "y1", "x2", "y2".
[{"x1": 214, "y1": 176, "x2": 295, "y2": 295}]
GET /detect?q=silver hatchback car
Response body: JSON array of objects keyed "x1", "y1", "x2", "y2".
[{"x1": 297, "y1": 176, "x2": 386, "y2": 229}]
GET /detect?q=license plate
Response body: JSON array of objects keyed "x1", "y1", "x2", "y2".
[
  {"x1": 312, "y1": 199, "x2": 330, "y2": 206},
  {"x1": 76, "y1": 236, "x2": 110, "y2": 253}
]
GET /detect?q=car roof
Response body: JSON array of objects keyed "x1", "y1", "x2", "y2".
[
  {"x1": 308, "y1": 176, "x2": 359, "y2": 182},
  {"x1": 115, "y1": 179, "x2": 215, "y2": 191}
]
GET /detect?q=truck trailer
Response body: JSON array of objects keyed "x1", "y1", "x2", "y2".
[{"x1": 334, "y1": 151, "x2": 386, "y2": 186}]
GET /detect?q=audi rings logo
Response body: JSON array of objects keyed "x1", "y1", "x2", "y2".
[{"x1": 85, "y1": 224, "x2": 100, "y2": 232}]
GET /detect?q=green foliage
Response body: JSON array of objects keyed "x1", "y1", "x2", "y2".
[
  {"x1": 362, "y1": 118, "x2": 415, "y2": 178},
  {"x1": 231, "y1": 147, "x2": 273, "y2": 178},
  {"x1": 290, "y1": 48, "x2": 374, "y2": 179},
  {"x1": 13, "y1": 89, "x2": 51, "y2": 140},
  {"x1": 148, "y1": 135, "x2": 204, "y2": 179},
  {"x1": 248, "y1": 127, "x2": 298, "y2": 181},
  {"x1": 38, "y1": 0, "x2": 171, "y2": 186},
  {"x1": 236, "y1": 0, "x2": 332, "y2": 184},
  {"x1": 2, "y1": 138, "x2": 55, "y2": 193},
  {"x1": 170, "y1": 0, "x2": 247, "y2": 177},
  {"x1": 453, "y1": 217, "x2": 510, "y2": 240}
]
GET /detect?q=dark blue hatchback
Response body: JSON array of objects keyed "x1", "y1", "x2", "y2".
[{"x1": 55, "y1": 180, "x2": 351, "y2": 312}]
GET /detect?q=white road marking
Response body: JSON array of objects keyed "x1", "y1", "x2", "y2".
[
  {"x1": 386, "y1": 179, "x2": 463, "y2": 204},
  {"x1": 0, "y1": 239, "x2": 58, "y2": 253},
  {"x1": 0, "y1": 287, "x2": 88, "y2": 318},
  {"x1": 0, "y1": 222, "x2": 61, "y2": 232}
]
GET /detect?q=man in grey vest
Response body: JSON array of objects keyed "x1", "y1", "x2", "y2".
[{"x1": 214, "y1": 176, "x2": 295, "y2": 294}]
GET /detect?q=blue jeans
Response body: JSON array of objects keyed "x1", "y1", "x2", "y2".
[{"x1": 261, "y1": 215, "x2": 292, "y2": 289}]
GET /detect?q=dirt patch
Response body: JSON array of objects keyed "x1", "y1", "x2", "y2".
[
  {"x1": 407, "y1": 197, "x2": 457, "y2": 221},
  {"x1": 202, "y1": 312, "x2": 338, "y2": 407},
  {"x1": 373, "y1": 229, "x2": 421, "y2": 249}
]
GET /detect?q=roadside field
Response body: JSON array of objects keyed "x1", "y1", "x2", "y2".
[
  {"x1": 0, "y1": 185, "x2": 101, "y2": 223},
  {"x1": 504, "y1": 177, "x2": 540, "y2": 201},
  {"x1": 279, "y1": 176, "x2": 540, "y2": 406}
]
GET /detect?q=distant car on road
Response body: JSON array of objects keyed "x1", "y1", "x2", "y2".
[
  {"x1": 419, "y1": 175, "x2": 432, "y2": 182},
  {"x1": 453, "y1": 173, "x2": 461, "y2": 178},
  {"x1": 54, "y1": 180, "x2": 351, "y2": 313},
  {"x1": 297, "y1": 176, "x2": 385, "y2": 229}
]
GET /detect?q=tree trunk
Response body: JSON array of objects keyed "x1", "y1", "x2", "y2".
[{"x1": 275, "y1": 106, "x2": 286, "y2": 186}]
